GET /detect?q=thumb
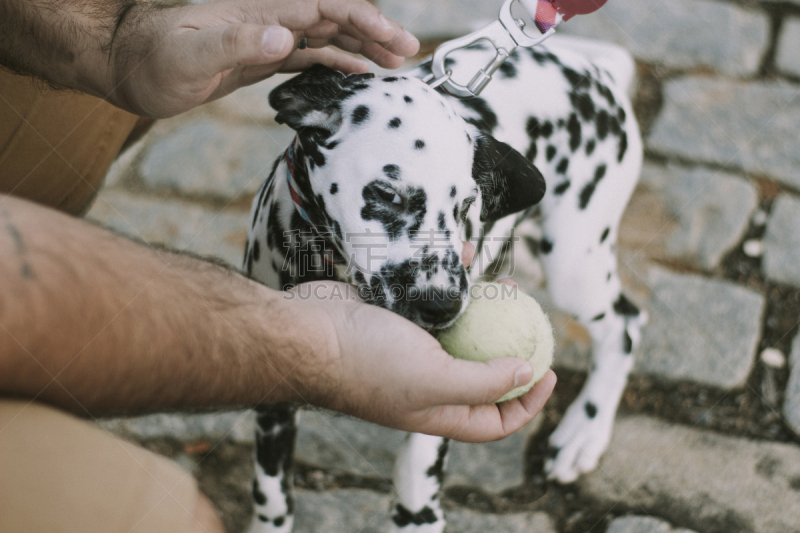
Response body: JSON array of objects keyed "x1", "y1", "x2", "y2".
[
  {"x1": 178, "y1": 24, "x2": 294, "y2": 77},
  {"x1": 431, "y1": 357, "x2": 535, "y2": 406}
]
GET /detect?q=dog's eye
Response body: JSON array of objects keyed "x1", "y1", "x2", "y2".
[
  {"x1": 377, "y1": 188, "x2": 402, "y2": 205},
  {"x1": 460, "y1": 196, "x2": 476, "y2": 218}
]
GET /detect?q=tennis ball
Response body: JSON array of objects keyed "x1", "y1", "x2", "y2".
[{"x1": 436, "y1": 282, "x2": 554, "y2": 402}]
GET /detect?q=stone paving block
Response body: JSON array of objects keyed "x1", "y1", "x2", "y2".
[
  {"x1": 557, "y1": 0, "x2": 768, "y2": 76},
  {"x1": 638, "y1": 163, "x2": 758, "y2": 270},
  {"x1": 581, "y1": 416, "x2": 800, "y2": 533},
  {"x1": 607, "y1": 516, "x2": 697, "y2": 533},
  {"x1": 636, "y1": 268, "x2": 764, "y2": 388},
  {"x1": 98, "y1": 411, "x2": 255, "y2": 443},
  {"x1": 138, "y1": 118, "x2": 294, "y2": 199},
  {"x1": 293, "y1": 489, "x2": 391, "y2": 533},
  {"x1": 295, "y1": 409, "x2": 541, "y2": 493},
  {"x1": 86, "y1": 190, "x2": 250, "y2": 268},
  {"x1": 444, "y1": 508, "x2": 556, "y2": 533},
  {"x1": 783, "y1": 332, "x2": 800, "y2": 436},
  {"x1": 649, "y1": 77, "x2": 800, "y2": 190},
  {"x1": 295, "y1": 409, "x2": 404, "y2": 481},
  {"x1": 777, "y1": 18, "x2": 800, "y2": 77},
  {"x1": 374, "y1": 0, "x2": 497, "y2": 41},
  {"x1": 763, "y1": 194, "x2": 800, "y2": 287}
]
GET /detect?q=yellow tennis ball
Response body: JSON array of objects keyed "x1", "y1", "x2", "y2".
[{"x1": 436, "y1": 282, "x2": 554, "y2": 402}]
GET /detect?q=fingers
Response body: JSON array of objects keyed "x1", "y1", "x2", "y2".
[
  {"x1": 316, "y1": 0, "x2": 419, "y2": 55},
  {"x1": 426, "y1": 356, "x2": 535, "y2": 406},
  {"x1": 280, "y1": 48, "x2": 370, "y2": 74},
  {"x1": 177, "y1": 24, "x2": 295, "y2": 79},
  {"x1": 430, "y1": 370, "x2": 557, "y2": 443}
]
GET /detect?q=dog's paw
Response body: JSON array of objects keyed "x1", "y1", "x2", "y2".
[{"x1": 544, "y1": 397, "x2": 614, "y2": 483}]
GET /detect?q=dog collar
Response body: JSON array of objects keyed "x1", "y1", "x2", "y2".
[{"x1": 284, "y1": 140, "x2": 344, "y2": 266}]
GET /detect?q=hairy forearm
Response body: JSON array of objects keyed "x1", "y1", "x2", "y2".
[
  {"x1": 0, "y1": 0, "x2": 142, "y2": 97},
  {"x1": 0, "y1": 194, "x2": 327, "y2": 416}
]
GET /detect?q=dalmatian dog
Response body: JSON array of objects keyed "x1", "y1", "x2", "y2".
[{"x1": 243, "y1": 34, "x2": 645, "y2": 532}]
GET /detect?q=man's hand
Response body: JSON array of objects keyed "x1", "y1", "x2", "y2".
[
  {"x1": 281, "y1": 280, "x2": 557, "y2": 443},
  {"x1": 109, "y1": 0, "x2": 420, "y2": 117},
  {"x1": 0, "y1": 0, "x2": 419, "y2": 118}
]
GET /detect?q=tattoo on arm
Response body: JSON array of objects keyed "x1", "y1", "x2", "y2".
[{"x1": 0, "y1": 206, "x2": 34, "y2": 279}]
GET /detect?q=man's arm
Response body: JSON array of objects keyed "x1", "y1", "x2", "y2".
[
  {"x1": 0, "y1": 0, "x2": 420, "y2": 118},
  {"x1": 0, "y1": 194, "x2": 555, "y2": 442}
]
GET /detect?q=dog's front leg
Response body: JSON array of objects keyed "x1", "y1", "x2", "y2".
[
  {"x1": 390, "y1": 433, "x2": 449, "y2": 533},
  {"x1": 248, "y1": 403, "x2": 299, "y2": 533}
]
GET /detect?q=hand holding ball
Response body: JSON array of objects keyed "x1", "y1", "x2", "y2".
[{"x1": 436, "y1": 282, "x2": 555, "y2": 402}]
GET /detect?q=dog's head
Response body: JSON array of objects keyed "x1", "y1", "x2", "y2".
[{"x1": 270, "y1": 64, "x2": 545, "y2": 329}]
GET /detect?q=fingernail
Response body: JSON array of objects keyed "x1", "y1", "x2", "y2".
[
  {"x1": 263, "y1": 27, "x2": 288, "y2": 55},
  {"x1": 379, "y1": 14, "x2": 393, "y2": 31},
  {"x1": 514, "y1": 363, "x2": 534, "y2": 388}
]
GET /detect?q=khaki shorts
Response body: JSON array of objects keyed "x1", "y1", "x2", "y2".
[
  {"x1": 0, "y1": 400, "x2": 200, "y2": 533},
  {"x1": 0, "y1": 70, "x2": 204, "y2": 532}
]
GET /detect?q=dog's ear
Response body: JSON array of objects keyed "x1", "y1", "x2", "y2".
[
  {"x1": 269, "y1": 64, "x2": 372, "y2": 133},
  {"x1": 472, "y1": 133, "x2": 547, "y2": 222}
]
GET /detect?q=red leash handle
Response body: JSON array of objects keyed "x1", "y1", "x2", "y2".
[{"x1": 520, "y1": 0, "x2": 608, "y2": 33}]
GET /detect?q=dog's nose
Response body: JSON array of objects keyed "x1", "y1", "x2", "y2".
[{"x1": 415, "y1": 287, "x2": 462, "y2": 325}]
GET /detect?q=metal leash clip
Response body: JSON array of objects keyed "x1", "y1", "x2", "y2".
[{"x1": 423, "y1": 0, "x2": 555, "y2": 98}]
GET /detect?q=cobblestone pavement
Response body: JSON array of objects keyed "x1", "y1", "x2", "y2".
[{"x1": 89, "y1": 1, "x2": 800, "y2": 531}]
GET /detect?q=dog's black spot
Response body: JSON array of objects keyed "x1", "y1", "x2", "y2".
[
  {"x1": 460, "y1": 97, "x2": 498, "y2": 133},
  {"x1": 266, "y1": 203, "x2": 282, "y2": 250},
  {"x1": 563, "y1": 67, "x2": 591, "y2": 90},
  {"x1": 567, "y1": 113, "x2": 582, "y2": 152},
  {"x1": 609, "y1": 115, "x2": 621, "y2": 136},
  {"x1": 499, "y1": 61, "x2": 517, "y2": 78},
  {"x1": 596, "y1": 81, "x2": 616, "y2": 107},
  {"x1": 273, "y1": 516, "x2": 286, "y2": 527},
  {"x1": 450, "y1": 185, "x2": 457, "y2": 198},
  {"x1": 255, "y1": 405, "x2": 297, "y2": 478},
  {"x1": 383, "y1": 164, "x2": 401, "y2": 180},
  {"x1": 546, "y1": 145, "x2": 557, "y2": 162},
  {"x1": 252, "y1": 480, "x2": 267, "y2": 506},
  {"x1": 383, "y1": 76, "x2": 399, "y2": 82},
  {"x1": 392, "y1": 504, "x2": 438, "y2": 527},
  {"x1": 571, "y1": 91, "x2": 596, "y2": 121},
  {"x1": 618, "y1": 131, "x2": 628, "y2": 162},
  {"x1": 326, "y1": 140, "x2": 339, "y2": 150},
  {"x1": 556, "y1": 158, "x2": 569, "y2": 175},
  {"x1": 585, "y1": 402, "x2": 598, "y2": 418},
  {"x1": 388, "y1": 117, "x2": 402, "y2": 129},
  {"x1": 586, "y1": 138, "x2": 596, "y2": 156},
  {"x1": 526, "y1": 143, "x2": 538, "y2": 161},
  {"x1": 623, "y1": 331, "x2": 633, "y2": 354},
  {"x1": 425, "y1": 439, "x2": 450, "y2": 484},
  {"x1": 617, "y1": 107, "x2": 626, "y2": 123},
  {"x1": 252, "y1": 239, "x2": 260, "y2": 261},
  {"x1": 607, "y1": 272, "x2": 612, "y2": 281},
  {"x1": 540, "y1": 237, "x2": 553, "y2": 254},
  {"x1": 596, "y1": 110, "x2": 610, "y2": 139},
  {"x1": 466, "y1": 132, "x2": 472, "y2": 143},
  {"x1": 527, "y1": 116, "x2": 540, "y2": 140},
  {"x1": 453, "y1": 204, "x2": 459, "y2": 222},
  {"x1": 415, "y1": 139, "x2": 425, "y2": 150},
  {"x1": 600, "y1": 227, "x2": 610, "y2": 243},
  {"x1": 407, "y1": 188, "x2": 428, "y2": 235},
  {"x1": 546, "y1": 446, "x2": 560, "y2": 459},
  {"x1": 352, "y1": 105, "x2": 370, "y2": 124},
  {"x1": 464, "y1": 218, "x2": 473, "y2": 242},
  {"x1": 579, "y1": 164, "x2": 607, "y2": 210},
  {"x1": 438, "y1": 211, "x2": 447, "y2": 230},
  {"x1": 258, "y1": 514, "x2": 268, "y2": 522},
  {"x1": 354, "y1": 270, "x2": 366, "y2": 285},
  {"x1": 404, "y1": 95, "x2": 413, "y2": 103},
  {"x1": 330, "y1": 183, "x2": 338, "y2": 195},
  {"x1": 613, "y1": 294, "x2": 641, "y2": 317},
  {"x1": 385, "y1": 92, "x2": 391, "y2": 98},
  {"x1": 592, "y1": 312, "x2": 606, "y2": 321},
  {"x1": 554, "y1": 181, "x2": 571, "y2": 195}
]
